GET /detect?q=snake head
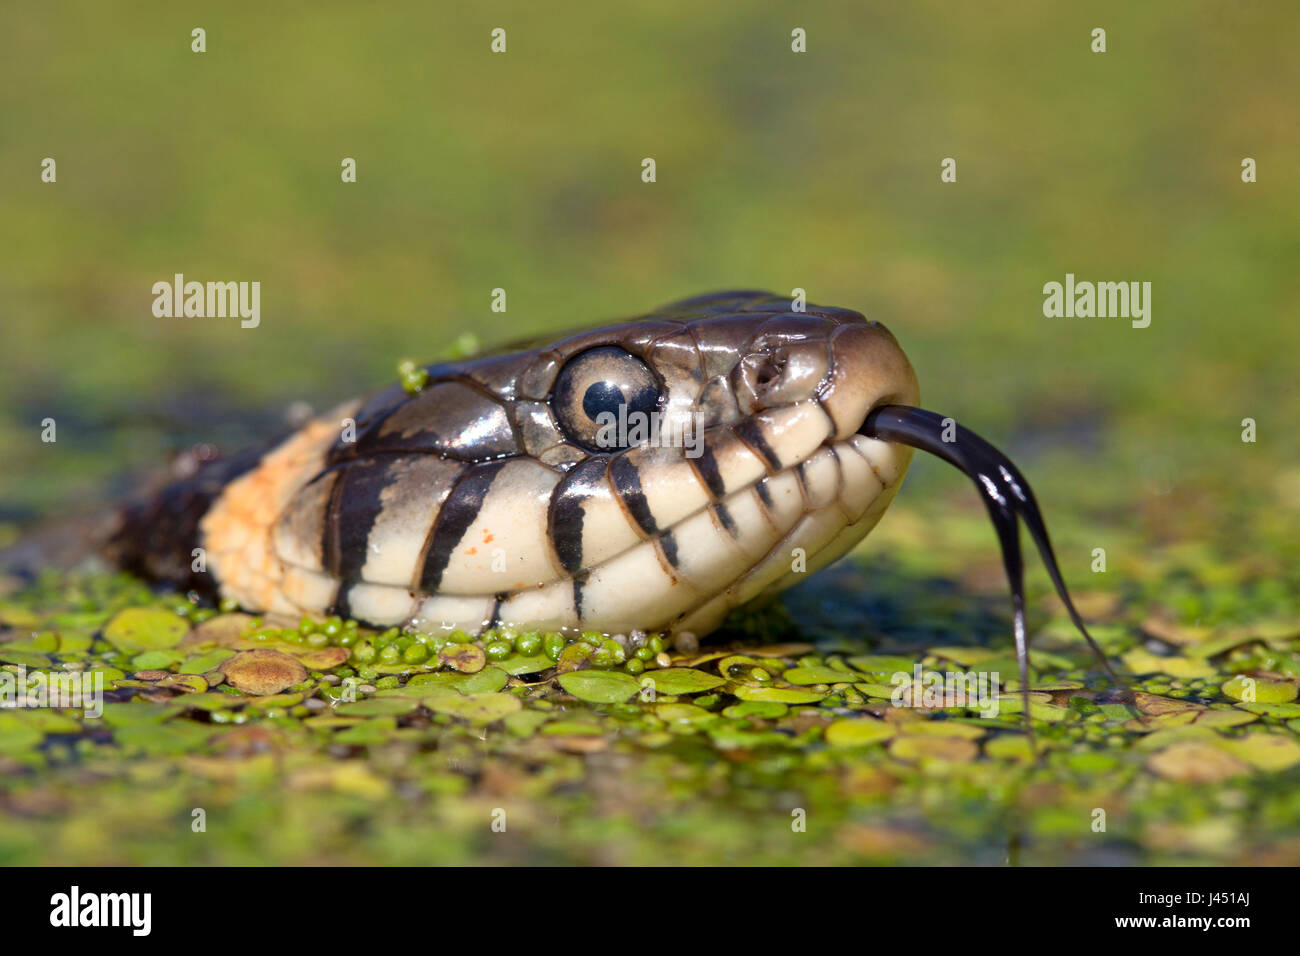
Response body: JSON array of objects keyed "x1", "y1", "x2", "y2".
[
  {"x1": 110, "y1": 286, "x2": 1116, "y2": 744},
  {"x1": 110, "y1": 289, "x2": 1116, "y2": 746},
  {"x1": 466, "y1": 291, "x2": 928, "y2": 637},
  {"x1": 266, "y1": 291, "x2": 927, "y2": 637}
]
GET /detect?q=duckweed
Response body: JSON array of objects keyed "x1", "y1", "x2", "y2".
[{"x1": 3, "y1": 521, "x2": 1300, "y2": 867}]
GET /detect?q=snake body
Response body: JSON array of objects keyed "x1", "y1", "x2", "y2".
[{"x1": 108, "y1": 291, "x2": 921, "y2": 638}]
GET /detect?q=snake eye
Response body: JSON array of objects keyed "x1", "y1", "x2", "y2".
[{"x1": 553, "y1": 346, "x2": 661, "y2": 452}]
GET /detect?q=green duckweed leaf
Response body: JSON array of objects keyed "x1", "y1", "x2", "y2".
[
  {"x1": 846, "y1": 655, "x2": 917, "y2": 675},
  {"x1": 178, "y1": 649, "x2": 236, "y2": 674},
  {"x1": 984, "y1": 734, "x2": 1034, "y2": 761},
  {"x1": 426, "y1": 692, "x2": 522, "y2": 726},
  {"x1": 1185, "y1": 632, "x2": 1265, "y2": 660},
  {"x1": 557, "y1": 670, "x2": 640, "y2": 703},
  {"x1": 1222, "y1": 676, "x2": 1297, "y2": 704},
  {"x1": 732, "y1": 684, "x2": 827, "y2": 704},
  {"x1": 889, "y1": 735, "x2": 978, "y2": 763},
  {"x1": 495, "y1": 654, "x2": 554, "y2": 676},
  {"x1": 337, "y1": 698, "x2": 418, "y2": 716},
  {"x1": 245, "y1": 692, "x2": 303, "y2": 709},
  {"x1": 172, "y1": 692, "x2": 244, "y2": 712},
  {"x1": 100, "y1": 702, "x2": 174, "y2": 726},
  {"x1": 0, "y1": 650, "x2": 52, "y2": 668},
  {"x1": 721, "y1": 701, "x2": 788, "y2": 720},
  {"x1": 103, "y1": 608, "x2": 189, "y2": 653},
  {"x1": 334, "y1": 717, "x2": 398, "y2": 745},
  {"x1": 824, "y1": 717, "x2": 895, "y2": 746},
  {"x1": 0, "y1": 713, "x2": 45, "y2": 752},
  {"x1": 1236, "y1": 700, "x2": 1300, "y2": 718},
  {"x1": 656, "y1": 702, "x2": 717, "y2": 725},
  {"x1": 115, "y1": 721, "x2": 215, "y2": 755},
  {"x1": 898, "y1": 720, "x2": 986, "y2": 739},
  {"x1": 641, "y1": 668, "x2": 724, "y2": 695},
  {"x1": 782, "y1": 665, "x2": 853, "y2": 686},
  {"x1": 503, "y1": 709, "x2": 550, "y2": 737},
  {"x1": 993, "y1": 697, "x2": 1070, "y2": 722},
  {"x1": 131, "y1": 650, "x2": 183, "y2": 670},
  {"x1": 412, "y1": 667, "x2": 509, "y2": 696},
  {"x1": 542, "y1": 718, "x2": 605, "y2": 736}
]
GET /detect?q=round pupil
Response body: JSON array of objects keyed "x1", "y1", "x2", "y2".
[
  {"x1": 582, "y1": 381, "x2": 656, "y2": 423},
  {"x1": 582, "y1": 381, "x2": 625, "y2": 421}
]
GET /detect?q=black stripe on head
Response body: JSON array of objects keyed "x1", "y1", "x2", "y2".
[
  {"x1": 711, "y1": 501, "x2": 738, "y2": 538},
  {"x1": 794, "y1": 462, "x2": 811, "y2": 508},
  {"x1": 487, "y1": 593, "x2": 505, "y2": 632},
  {"x1": 322, "y1": 457, "x2": 399, "y2": 586},
  {"x1": 608, "y1": 454, "x2": 658, "y2": 537},
  {"x1": 734, "y1": 418, "x2": 782, "y2": 472},
  {"x1": 658, "y1": 529, "x2": 680, "y2": 570},
  {"x1": 547, "y1": 456, "x2": 608, "y2": 575},
  {"x1": 689, "y1": 442, "x2": 726, "y2": 499},
  {"x1": 417, "y1": 460, "x2": 508, "y2": 594},
  {"x1": 573, "y1": 571, "x2": 589, "y2": 622},
  {"x1": 331, "y1": 581, "x2": 354, "y2": 620}
]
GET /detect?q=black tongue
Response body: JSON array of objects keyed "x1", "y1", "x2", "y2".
[{"x1": 862, "y1": 405, "x2": 1123, "y2": 742}]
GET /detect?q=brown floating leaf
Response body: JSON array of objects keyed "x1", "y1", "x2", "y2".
[
  {"x1": 1146, "y1": 741, "x2": 1251, "y2": 783},
  {"x1": 156, "y1": 673, "x2": 209, "y2": 694},
  {"x1": 1221, "y1": 733, "x2": 1300, "y2": 772},
  {"x1": 1133, "y1": 692, "x2": 1202, "y2": 716},
  {"x1": 842, "y1": 823, "x2": 931, "y2": 860},
  {"x1": 1044, "y1": 589, "x2": 1121, "y2": 620},
  {"x1": 1120, "y1": 649, "x2": 1216, "y2": 679},
  {"x1": 548, "y1": 735, "x2": 609, "y2": 754},
  {"x1": 888, "y1": 735, "x2": 978, "y2": 763},
  {"x1": 181, "y1": 613, "x2": 256, "y2": 649},
  {"x1": 733, "y1": 643, "x2": 814, "y2": 658},
  {"x1": 210, "y1": 725, "x2": 285, "y2": 758},
  {"x1": 292, "y1": 646, "x2": 351, "y2": 670},
  {"x1": 287, "y1": 763, "x2": 391, "y2": 799},
  {"x1": 1140, "y1": 615, "x2": 1211, "y2": 647},
  {"x1": 221, "y1": 649, "x2": 307, "y2": 696},
  {"x1": 439, "y1": 643, "x2": 486, "y2": 673}
]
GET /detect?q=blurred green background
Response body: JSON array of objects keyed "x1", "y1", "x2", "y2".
[
  {"x1": 3, "y1": 0, "x2": 1298, "y2": 542},
  {"x1": 2, "y1": 0, "x2": 1299, "y2": 867}
]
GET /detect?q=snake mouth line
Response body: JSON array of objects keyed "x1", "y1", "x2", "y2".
[
  {"x1": 268, "y1": 432, "x2": 901, "y2": 639},
  {"x1": 861, "y1": 404, "x2": 1123, "y2": 743}
]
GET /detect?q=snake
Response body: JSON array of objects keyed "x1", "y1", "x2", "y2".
[{"x1": 104, "y1": 290, "x2": 1119, "y2": 717}]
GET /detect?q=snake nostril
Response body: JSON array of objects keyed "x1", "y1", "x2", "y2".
[
  {"x1": 735, "y1": 345, "x2": 822, "y2": 412},
  {"x1": 754, "y1": 355, "x2": 785, "y2": 390}
]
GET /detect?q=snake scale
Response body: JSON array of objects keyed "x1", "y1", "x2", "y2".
[{"x1": 105, "y1": 290, "x2": 1118, "y2": 702}]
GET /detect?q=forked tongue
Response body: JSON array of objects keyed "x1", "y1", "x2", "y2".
[{"x1": 862, "y1": 405, "x2": 1123, "y2": 746}]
